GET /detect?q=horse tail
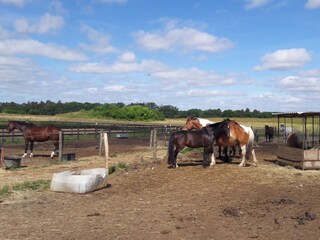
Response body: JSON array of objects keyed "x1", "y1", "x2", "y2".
[
  {"x1": 245, "y1": 128, "x2": 255, "y2": 160},
  {"x1": 167, "y1": 133, "x2": 176, "y2": 165}
]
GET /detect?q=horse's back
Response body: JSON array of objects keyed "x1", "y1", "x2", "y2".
[
  {"x1": 27, "y1": 125, "x2": 61, "y2": 141},
  {"x1": 198, "y1": 118, "x2": 214, "y2": 127},
  {"x1": 287, "y1": 133, "x2": 303, "y2": 148},
  {"x1": 174, "y1": 129, "x2": 213, "y2": 148}
]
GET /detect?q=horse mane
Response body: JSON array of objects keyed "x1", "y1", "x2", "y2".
[
  {"x1": 207, "y1": 119, "x2": 230, "y2": 129},
  {"x1": 10, "y1": 120, "x2": 36, "y2": 127},
  {"x1": 227, "y1": 119, "x2": 241, "y2": 127}
]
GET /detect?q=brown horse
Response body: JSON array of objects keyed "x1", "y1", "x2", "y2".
[
  {"x1": 167, "y1": 120, "x2": 230, "y2": 168},
  {"x1": 7, "y1": 120, "x2": 63, "y2": 158}
]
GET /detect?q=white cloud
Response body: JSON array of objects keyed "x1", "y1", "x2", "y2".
[
  {"x1": 0, "y1": 0, "x2": 26, "y2": 7},
  {"x1": 14, "y1": 13, "x2": 64, "y2": 34},
  {"x1": 0, "y1": 56, "x2": 53, "y2": 94},
  {"x1": 0, "y1": 26, "x2": 11, "y2": 39},
  {"x1": 300, "y1": 68, "x2": 320, "y2": 77},
  {"x1": 134, "y1": 27, "x2": 234, "y2": 53},
  {"x1": 104, "y1": 85, "x2": 139, "y2": 92},
  {"x1": 70, "y1": 58, "x2": 166, "y2": 74},
  {"x1": 279, "y1": 75, "x2": 320, "y2": 92},
  {"x1": 151, "y1": 68, "x2": 239, "y2": 86},
  {"x1": 118, "y1": 52, "x2": 136, "y2": 63},
  {"x1": 87, "y1": 88, "x2": 99, "y2": 93},
  {"x1": 305, "y1": 0, "x2": 320, "y2": 9},
  {"x1": 176, "y1": 89, "x2": 231, "y2": 97},
  {"x1": 254, "y1": 48, "x2": 311, "y2": 71},
  {"x1": 245, "y1": 0, "x2": 272, "y2": 9},
  {"x1": 80, "y1": 24, "x2": 116, "y2": 54},
  {"x1": 0, "y1": 39, "x2": 87, "y2": 61}
]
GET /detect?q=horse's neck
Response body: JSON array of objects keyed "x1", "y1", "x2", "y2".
[
  {"x1": 193, "y1": 120, "x2": 203, "y2": 129},
  {"x1": 13, "y1": 122, "x2": 32, "y2": 132}
]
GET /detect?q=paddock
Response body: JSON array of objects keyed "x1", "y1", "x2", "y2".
[
  {"x1": 1, "y1": 140, "x2": 320, "y2": 239},
  {"x1": 1, "y1": 121, "x2": 320, "y2": 239}
]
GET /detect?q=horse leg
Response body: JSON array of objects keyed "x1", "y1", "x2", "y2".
[
  {"x1": 203, "y1": 145, "x2": 215, "y2": 168},
  {"x1": 51, "y1": 141, "x2": 59, "y2": 159},
  {"x1": 29, "y1": 141, "x2": 34, "y2": 157},
  {"x1": 239, "y1": 145, "x2": 247, "y2": 167},
  {"x1": 172, "y1": 146, "x2": 184, "y2": 168},
  {"x1": 222, "y1": 147, "x2": 229, "y2": 163},
  {"x1": 252, "y1": 149, "x2": 258, "y2": 167},
  {"x1": 208, "y1": 145, "x2": 216, "y2": 167},
  {"x1": 218, "y1": 146, "x2": 222, "y2": 159},
  {"x1": 203, "y1": 148, "x2": 210, "y2": 167},
  {"x1": 22, "y1": 140, "x2": 29, "y2": 158}
]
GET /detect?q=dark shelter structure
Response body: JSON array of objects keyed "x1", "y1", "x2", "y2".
[{"x1": 276, "y1": 112, "x2": 320, "y2": 170}]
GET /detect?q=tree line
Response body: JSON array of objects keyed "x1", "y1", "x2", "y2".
[{"x1": 0, "y1": 101, "x2": 273, "y2": 121}]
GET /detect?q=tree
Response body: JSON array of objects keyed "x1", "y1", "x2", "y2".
[{"x1": 158, "y1": 105, "x2": 179, "y2": 118}]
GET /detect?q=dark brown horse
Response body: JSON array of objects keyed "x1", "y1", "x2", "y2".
[
  {"x1": 167, "y1": 120, "x2": 230, "y2": 168},
  {"x1": 265, "y1": 125, "x2": 274, "y2": 142},
  {"x1": 7, "y1": 120, "x2": 62, "y2": 158}
]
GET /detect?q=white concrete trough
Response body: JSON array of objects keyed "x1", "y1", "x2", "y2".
[
  {"x1": 50, "y1": 168, "x2": 108, "y2": 194},
  {"x1": 116, "y1": 133, "x2": 128, "y2": 139}
]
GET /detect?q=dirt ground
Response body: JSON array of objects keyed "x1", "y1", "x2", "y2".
[{"x1": 1, "y1": 139, "x2": 320, "y2": 240}]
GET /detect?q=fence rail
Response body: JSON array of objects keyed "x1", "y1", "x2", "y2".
[{"x1": 0, "y1": 123, "x2": 180, "y2": 141}]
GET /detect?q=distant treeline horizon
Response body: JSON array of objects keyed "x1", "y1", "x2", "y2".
[{"x1": 0, "y1": 100, "x2": 274, "y2": 120}]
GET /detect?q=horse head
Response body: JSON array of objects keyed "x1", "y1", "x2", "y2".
[
  {"x1": 7, "y1": 120, "x2": 16, "y2": 133},
  {"x1": 207, "y1": 119, "x2": 230, "y2": 139},
  {"x1": 182, "y1": 118, "x2": 203, "y2": 130}
]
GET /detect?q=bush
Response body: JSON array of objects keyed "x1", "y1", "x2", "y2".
[{"x1": 90, "y1": 104, "x2": 165, "y2": 121}]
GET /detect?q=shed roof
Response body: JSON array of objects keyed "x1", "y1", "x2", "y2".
[{"x1": 274, "y1": 112, "x2": 320, "y2": 118}]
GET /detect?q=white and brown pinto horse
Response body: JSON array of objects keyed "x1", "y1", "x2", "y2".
[
  {"x1": 215, "y1": 120, "x2": 257, "y2": 167},
  {"x1": 183, "y1": 118, "x2": 257, "y2": 167}
]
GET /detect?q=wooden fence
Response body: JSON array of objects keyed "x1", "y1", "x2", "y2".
[{"x1": 0, "y1": 122, "x2": 180, "y2": 142}]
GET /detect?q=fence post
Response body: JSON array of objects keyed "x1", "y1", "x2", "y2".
[
  {"x1": 151, "y1": 128, "x2": 157, "y2": 160},
  {"x1": 58, "y1": 131, "x2": 63, "y2": 161},
  {"x1": 99, "y1": 132, "x2": 103, "y2": 157},
  {"x1": 150, "y1": 129, "x2": 154, "y2": 148},
  {"x1": 103, "y1": 132, "x2": 109, "y2": 173}
]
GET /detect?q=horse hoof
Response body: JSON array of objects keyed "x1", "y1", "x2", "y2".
[{"x1": 168, "y1": 165, "x2": 177, "y2": 169}]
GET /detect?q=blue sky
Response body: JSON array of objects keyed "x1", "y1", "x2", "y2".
[{"x1": 0, "y1": 0, "x2": 320, "y2": 112}]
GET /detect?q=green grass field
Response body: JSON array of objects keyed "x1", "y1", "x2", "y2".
[{"x1": 1, "y1": 113, "x2": 278, "y2": 128}]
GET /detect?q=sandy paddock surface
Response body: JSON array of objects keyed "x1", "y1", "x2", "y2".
[{"x1": 1, "y1": 139, "x2": 320, "y2": 240}]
